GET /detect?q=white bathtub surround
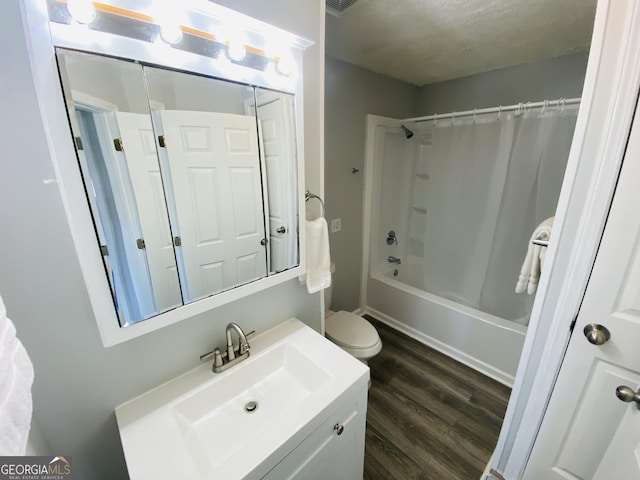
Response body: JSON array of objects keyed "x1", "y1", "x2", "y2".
[
  {"x1": 0, "y1": 295, "x2": 34, "y2": 455},
  {"x1": 369, "y1": 102, "x2": 578, "y2": 324},
  {"x1": 305, "y1": 218, "x2": 332, "y2": 293},
  {"x1": 516, "y1": 216, "x2": 554, "y2": 294},
  {"x1": 362, "y1": 100, "x2": 578, "y2": 384}
]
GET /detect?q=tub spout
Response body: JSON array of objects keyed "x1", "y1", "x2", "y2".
[{"x1": 387, "y1": 256, "x2": 402, "y2": 264}]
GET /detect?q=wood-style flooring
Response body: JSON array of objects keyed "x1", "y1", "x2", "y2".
[{"x1": 363, "y1": 316, "x2": 512, "y2": 480}]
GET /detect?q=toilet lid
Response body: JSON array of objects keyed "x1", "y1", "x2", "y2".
[{"x1": 325, "y1": 311, "x2": 380, "y2": 349}]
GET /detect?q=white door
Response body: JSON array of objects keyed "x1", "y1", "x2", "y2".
[
  {"x1": 523, "y1": 105, "x2": 640, "y2": 479},
  {"x1": 114, "y1": 112, "x2": 182, "y2": 312},
  {"x1": 158, "y1": 110, "x2": 267, "y2": 301},
  {"x1": 257, "y1": 95, "x2": 298, "y2": 272}
]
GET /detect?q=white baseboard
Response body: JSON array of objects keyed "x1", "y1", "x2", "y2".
[{"x1": 365, "y1": 306, "x2": 515, "y2": 387}]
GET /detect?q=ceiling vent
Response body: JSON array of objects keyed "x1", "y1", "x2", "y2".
[{"x1": 326, "y1": 0, "x2": 362, "y2": 17}]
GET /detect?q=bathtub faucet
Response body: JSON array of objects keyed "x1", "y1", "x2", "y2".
[{"x1": 387, "y1": 256, "x2": 402, "y2": 264}]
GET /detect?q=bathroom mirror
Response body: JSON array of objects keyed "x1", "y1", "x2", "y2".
[{"x1": 56, "y1": 49, "x2": 301, "y2": 327}]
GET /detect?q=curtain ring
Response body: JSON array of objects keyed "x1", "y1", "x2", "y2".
[
  {"x1": 541, "y1": 99, "x2": 549, "y2": 117},
  {"x1": 433, "y1": 113, "x2": 438, "y2": 127},
  {"x1": 473, "y1": 108, "x2": 477, "y2": 123},
  {"x1": 497, "y1": 105, "x2": 502, "y2": 121},
  {"x1": 450, "y1": 112, "x2": 455, "y2": 125}
]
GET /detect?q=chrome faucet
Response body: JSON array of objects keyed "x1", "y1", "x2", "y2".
[
  {"x1": 226, "y1": 322, "x2": 249, "y2": 360},
  {"x1": 200, "y1": 323, "x2": 255, "y2": 373},
  {"x1": 387, "y1": 256, "x2": 402, "y2": 264}
]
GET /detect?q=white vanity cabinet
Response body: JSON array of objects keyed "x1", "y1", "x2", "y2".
[
  {"x1": 260, "y1": 387, "x2": 367, "y2": 480},
  {"x1": 115, "y1": 319, "x2": 369, "y2": 480}
]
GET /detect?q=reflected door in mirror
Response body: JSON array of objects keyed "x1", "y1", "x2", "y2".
[
  {"x1": 255, "y1": 89, "x2": 299, "y2": 273},
  {"x1": 155, "y1": 110, "x2": 266, "y2": 301}
]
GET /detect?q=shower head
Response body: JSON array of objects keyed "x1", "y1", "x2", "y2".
[{"x1": 401, "y1": 125, "x2": 414, "y2": 139}]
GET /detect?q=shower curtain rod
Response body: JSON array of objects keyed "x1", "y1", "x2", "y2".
[{"x1": 382, "y1": 97, "x2": 581, "y2": 127}]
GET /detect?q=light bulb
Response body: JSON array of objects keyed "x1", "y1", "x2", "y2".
[
  {"x1": 66, "y1": 0, "x2": 96, "y2": 25},
  {"x1": 276, "y1": 54, "x2": 295, "y2": 77},
  {"x1": 159, "y1": 23, "x2": 183, "y2": 45},
  {"x1": 227, "y1": 42, "x2": 247, "y2": 62}
]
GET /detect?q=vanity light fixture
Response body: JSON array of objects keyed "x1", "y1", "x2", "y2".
[
  {"x1": 66, "y1": 0, "x2": 96, "y2": 24},
  {"x1": 50, "y1": 0, "x2": 296, "y2": 76}
]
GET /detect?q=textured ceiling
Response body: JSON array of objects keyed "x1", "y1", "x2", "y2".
[{"x1": 325, "y1": 0, "x2": 597, "y2": 86}]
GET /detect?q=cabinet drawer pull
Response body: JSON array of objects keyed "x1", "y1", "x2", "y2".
[{"x1": 334, "y1": 423, "x2": 344, "y2": 435}]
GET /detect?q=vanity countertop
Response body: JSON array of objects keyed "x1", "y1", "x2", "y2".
[{"x1": 115, "y1": 318, "x2": 369, "y2": 479}]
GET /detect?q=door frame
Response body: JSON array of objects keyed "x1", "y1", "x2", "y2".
[{"x1": 490, "y1": 0, "x2": 640, "y2": 477}]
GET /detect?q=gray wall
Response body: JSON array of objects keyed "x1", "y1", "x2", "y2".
[
  {"x1": 417, "y1": 52, "x2": 589, "y2": 115},
  {"x1": 325, "y1": 57, "x2": 419, "y2": 312},
  {"x1": 0, "y1": 1, "x2": 323, "y2": 479}
]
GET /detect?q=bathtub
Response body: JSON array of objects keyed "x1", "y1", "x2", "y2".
[{"x1": 366, "y1": 267, "x2": 526, "y2": 386}]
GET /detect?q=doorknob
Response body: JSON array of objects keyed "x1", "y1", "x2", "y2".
[
  {"x1": 583, "y1": 323, "x2": 611, "y2": 345},
  {"x1": 276, "y1": 226, "x2": 286, "y2": 234},
  {"x1": 615, "y1": 385, "x2": 640, "y2": 406}
]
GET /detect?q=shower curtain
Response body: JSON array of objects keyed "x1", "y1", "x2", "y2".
[{"x1": 416, "y1": 106, "x2": 578, "y2": 322}]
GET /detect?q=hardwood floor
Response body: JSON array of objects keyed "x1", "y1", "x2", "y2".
[{"x1": 363, "y1": 316, "x2": 512, "y2": 480}]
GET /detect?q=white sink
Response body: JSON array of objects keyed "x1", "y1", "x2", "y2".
[
  {"x1": 115, "y1": 319, "x2": 369, "y2": 480},
  {"x1": 173, "y1": 343, "x2": 331, "y2": 474}
]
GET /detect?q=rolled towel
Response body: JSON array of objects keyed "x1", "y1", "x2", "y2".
[
  {"x1": 305, "y1": 218, "x2": 332, "y2": 293},
  {"x1": 0, "y1": 295, "x2": 34, "y2": 456},
  {"x1": 516, "y1": 217, "x2": 554, "y2": 295}
]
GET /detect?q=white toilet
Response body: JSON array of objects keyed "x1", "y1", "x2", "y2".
[{"x1": 324, "y1": 267, "x2": 382, "y2": 364}]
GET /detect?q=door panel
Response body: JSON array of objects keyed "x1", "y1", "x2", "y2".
[
  {"x1": 256, "y1": 93, "x2": 298, "y2": 272},
  {"x1": 158, "y1": 110, "x2": 267, "y2": 301},
  {"x1": 523, "y1": 102, "x2": 640, "y2": 479},
  {"x1": 114, "y1": 112, "x2": 182, "y2": 312}
]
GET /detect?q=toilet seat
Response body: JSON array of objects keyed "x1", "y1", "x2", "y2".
[{"x1": 325, "y1": 311, "x2": 382, "y2": 359}]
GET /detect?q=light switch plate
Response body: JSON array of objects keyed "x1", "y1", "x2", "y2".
[{"x1": 330, "y1": 218, "x2": 342, "y2": 233}]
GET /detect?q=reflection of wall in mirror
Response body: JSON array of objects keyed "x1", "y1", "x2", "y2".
[
  {"x1": 145, "y1": 68, "x2": 253, "y2": 114},
  {"x1": 64, "y1": 56, "x2": 149, "y2": 114}
]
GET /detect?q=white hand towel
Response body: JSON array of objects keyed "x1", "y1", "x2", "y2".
[
  {"x1": 0, "y1": 295, "x2": 34, "y2": 456},
  {"x1": 516, "y1": 217, "x2": 554, "y2": 295},
  {"x1": 305, "y1": 218, "x2": 332, "y2": 294}
]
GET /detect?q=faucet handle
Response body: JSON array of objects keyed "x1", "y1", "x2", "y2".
[
  {"x1": 200, "y1": 347, "x2": 227, "y2": 363},
  {"x1": 213, "y1": 348, "x2": 224, "y2": 368},
  {"x1": 239, "y1": 330, "x2": 256, "y2": 355}
]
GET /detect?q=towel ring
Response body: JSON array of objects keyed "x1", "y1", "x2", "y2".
[{"x1": 305, "y1": 190, "x2": 325, "y2": 217}]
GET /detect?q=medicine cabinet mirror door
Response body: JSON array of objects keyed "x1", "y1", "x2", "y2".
[
  {"x1": 56, "y1": 49, "x2": 182, "y2": 326},
  {"x1": 144, "y1": 66, "x2": 269, "y2": 303},
  {"x1": 253, "y1": 88, "x2": 300, "y2": 274}
]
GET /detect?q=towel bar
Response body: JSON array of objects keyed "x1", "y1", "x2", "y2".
[
  {"x1": 305, "y1": 190, "x2": 325, "y2": 217},
  {"x1": 532, "y1": 233, "x2": 549, "y2": 247}
]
